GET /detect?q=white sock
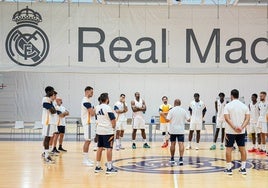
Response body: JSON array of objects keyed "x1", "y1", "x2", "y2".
[
  {"x1": 119, "y1": 137, "x2": 122, "y2": 145},
  {"x1": 96, "y1": 161, "x2": 100, "y2": 167},
  {"x1": 196, "y1": 143, "x2": 199, "y2": 148},
  {"x1": 49, "y1": 146, "x2": 52, "y2": 150},
  {"x1": 94, "y1": 142, "x2": 97, "y2": 147},
  {"x1": 188, "y1": 142, "x2": 192, "y2": 146},
  {"x1": 45, "y1": 149, "x2": 49, "y2": 158},
  {"x1": 116, "y1": 139, "x2": 119, "y2": 146},
  {"x1": 226, "y1": 162, "x2": 232, "y2": 170},
  {"x1": 107, "y1": 161, "x2": 112, "y2": 169},
  {"x1": 83, "y1": 152, "x2": 88, "y2": 160},
  {"x1": 132, "y1": 140, "x2": 135, "y2": 144},
  {"x1": 143, "y1": 139, "x2": 147, "y2": 143},
  {"x1": 241, "y1": 161, "x2": 246, "y2": 169}
]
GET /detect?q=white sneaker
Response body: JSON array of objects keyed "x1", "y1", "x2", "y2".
[
  {"x1": 115, "y1": 145, "x2": 120, "y2": 151},
  {"x1": 93, "y1": 147, "x2": 98, "y2": 151},
  {"x1": 119, "y1": 144, "x2": 125, "y2": 150},
  {"x1": 83, "y1": 159, "x2": 94, "y2": 166},
  {"x1": 186, "y1": 145, "x2": 191, "y2": 150},
  {"x1": 195, "y1": 147, "x2": 199, "y2": 150}
]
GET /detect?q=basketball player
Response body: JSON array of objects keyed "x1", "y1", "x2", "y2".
[
  {"x1": 52, "y1": 98, "x2": 69, "y2": 152},
  {"x1": 186, "y1": 93, "x2": 206, "y2": 150},
  {"x1": 166, "y1": 99, "x2": 190, "y2": 165},
  {"x1": 81, "y1": 86, "x2": 95, "y2": 166},
  {"x1": 210, "y1": 93, "x2": 227, "y2": 150},
  {"x1": 131, "y1": 92, "x2": 150, "y2": 149},
  {"x1": 248, "y1": 94, "x2": 261, "y2": 153},
  {"x1": 159, "y1": 96, "x2": 172, "y2": 148},
  {"x1": 114, "y1": 94, "x2": 128, "y2": 151},
  {"x1": 256, "y1": 91, "x2": 268, "y2": 155},
  {"x1": 224, "y1": 89, "x2": 250, "y2": 175},
  {"x1": 42, "y1": 89, "x2": 57, "y2": 163},
  {"x1": 94, "y1": 93, "x2": 117, "y2": 174}
]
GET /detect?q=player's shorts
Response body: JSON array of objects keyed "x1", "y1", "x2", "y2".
[
  {"x1": 57, "y1": 126, "x2": 65, "y2": 134},
  {"x1": 248, "y1": 123, "x2": 259, "y2": 134},
  {"x1": 83, "y1": 124, "x2": 96, "y2": 141},
  {"x1": 97, "y1": 134, "x2": 114, "y2": 149},
  {"x1": 257, "y1": 122, "x2": 268, "y2": 133},
  {"x1": 225, "y1": 134, "x2": 245, "y2": 147},
  {"x1": 170, "y1": 134, "x2": 184, "y2": 142},
  {"x1": 160, "y1": 123, "x2": 170, "y2": 132},
  {"x1": 216, "y1": 120, "x2": 225, "y2": 129},
  {"x1": 133, "y1": 117, "x2": 146, "y2": 129},
  {"x1": 42, "y1": 124, "x2": 57, "y2": 137},
  {"x1": 116, "y1": 120, "x2": 127, "y2": 131},
  {"x1": 189, "y1": 122, "x2": 202, "y2": 131}
]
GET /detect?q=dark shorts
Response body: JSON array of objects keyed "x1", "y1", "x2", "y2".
[
  {"x1": 97, "y1": 134, "x2": 114, "y2": 149},
  {"x1": 170, "y1": 134, "x2": 184, "y2": 142},
  {"x1": 57, "y1": 126, "x2": 65, "y2": 134},
  {"x1": 225, "y1": 134, "x2": 245, "y2": 147}
]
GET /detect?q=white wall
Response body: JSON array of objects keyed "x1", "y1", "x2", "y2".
[{"x1": 0, "y1": 72, "x2": 267, "y2": 122}]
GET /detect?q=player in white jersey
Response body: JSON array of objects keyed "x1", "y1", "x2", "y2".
[
  {"x1": 247, "y1": 94, "x2": 261, "y2": 153},
  {"x1": 42, "y1": 87, "x2": 57, "y2": 164},
  {"x1": 159, "y1": 96, "x2": 172, "y2": 148},
  {"x1": 94, "y1": 93, "x2": 117, "y2": 174},
  {"x1": 81, "y1": 86, "x2": 95, "y2": 166},
  {"x1": 131, "y1": 92, "x2": 150, "y2": 149},
  {"x1": 166, "y1": 99, "x2": 190, "y2": 165},
  {"x1": 114, "y1": 94, "x2": 128, "y2": 151},
  {"x1": 256, "y1": 91, "x2": 268, "y2": 155},
  {"x1": 51, "y1": 98, "x2": 69, "y2": 153},
  {"x1": 210, "y1": 93, "x2": 227, "y2": 150},
  {"x1": 186, "y1": 93, "x2": 207, "y2": 150},
  {"x1": 224, "y1": 89, "x2": 250, "y2": 175}
]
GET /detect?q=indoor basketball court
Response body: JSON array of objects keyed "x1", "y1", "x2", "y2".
[{"x1": 0, "y1": 0, "x2": 267, "y2": 188}]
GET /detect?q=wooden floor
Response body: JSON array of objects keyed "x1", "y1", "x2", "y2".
[{"x1": 0, "y1": 141, "x2": 267, "y2": 188}]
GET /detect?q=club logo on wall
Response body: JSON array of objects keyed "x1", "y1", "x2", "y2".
[{"x1": 5, "y1": 6, "x2": 49, "y2": 66}]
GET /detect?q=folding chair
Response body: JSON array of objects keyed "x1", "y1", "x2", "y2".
[{"x1": 10, "y1": 121, "x2": 25, "y2": 140}]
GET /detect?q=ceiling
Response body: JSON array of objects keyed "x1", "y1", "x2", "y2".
[{"x1": 0, "y1": 0, "x2": 267, "y2": 6}]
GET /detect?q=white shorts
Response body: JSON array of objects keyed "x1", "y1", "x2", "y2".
[
  {"x1": 248, "y1": 123, "x2": 260, "y2": 134},
  {"x1": 133, "y1": 117, "x2": 146, "y2": 129},
  {"x1": 216, "y1": 121, "x2": 225, "y2": 129},
  {"x1": 160, "y1": 123, "x2": 170, "y2": 132},
  {"x1": 189, "y1": 122, "x2": 202, "y2": 131},
  {"x1": 116, "y1": 121, "x2": 127, "y2": 131},
  {"x1": 257, "y1": 122, "x2": 268, "y2": 133},
  {"x1": 42, "y1": 124, "x2": 57, "y2": 137},
  {"x1": 83, "y1": 124, "x2": 96, "y2": 141}
]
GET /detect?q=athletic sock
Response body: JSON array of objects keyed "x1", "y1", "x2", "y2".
[
  {"x1": 143, "y1": 139, "x2": 147, "y2": 144},
  {"x1": 116, "y1": 139, "x2": 119, "y2": 146},
  {"x1": 96, "y1": 161, "x2": 100, "y2": 167},
  {"x1": 45, "y1": 149, "x2": 49, "y2": 158},
  {"x1": 107, "y1": 161, "x2": 112, "y2": 169},
  {"x1": 83, "y1": 152, "x2": 88, "y2": 160},
  {"x1": 241, "y1": 161, "x2": 246, "y2": 169},
  {"x1": 226, "y1": 162, "x2": 232, "y2": 170}
]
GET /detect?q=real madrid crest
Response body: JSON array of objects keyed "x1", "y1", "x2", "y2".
[{"x1": 5, "y1": 6, "x2": 49, "y2": 66}]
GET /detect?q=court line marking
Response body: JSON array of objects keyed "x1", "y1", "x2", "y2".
[{"x1": 173, "y1": 173, "x2": 178, "y2": 188}]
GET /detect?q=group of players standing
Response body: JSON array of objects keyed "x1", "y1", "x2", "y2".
[{"x1": 41, "y1": 85, "x2": 268, "y2": 175}]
